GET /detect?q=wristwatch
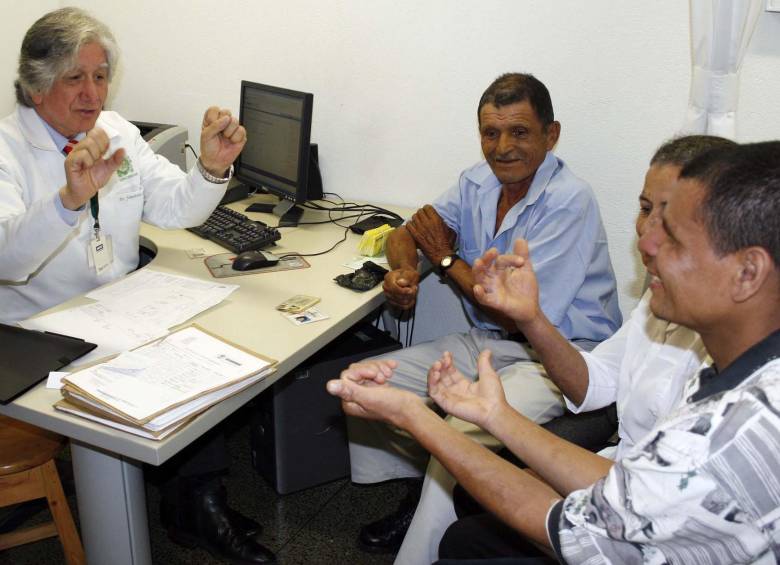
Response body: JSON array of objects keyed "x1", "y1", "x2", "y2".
[
  {"x1": 197, "y1": 158, "x2": 234, "y2": 184},
  {"x1": 438, "y1": 254, "x2": 460, "y2": 276}
]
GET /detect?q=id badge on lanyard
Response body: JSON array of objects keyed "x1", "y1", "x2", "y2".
[{"x1": 86, "y1": 194, "x2": 113, "y2": 274}]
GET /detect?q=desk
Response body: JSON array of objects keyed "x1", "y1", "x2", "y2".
[{"x1": 0, "y1": 196, "x2": 405, "y2": 565}]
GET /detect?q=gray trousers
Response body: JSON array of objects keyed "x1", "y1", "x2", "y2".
[{"x1": 346, "y1": 328, "x2": 569, "y2": 564}]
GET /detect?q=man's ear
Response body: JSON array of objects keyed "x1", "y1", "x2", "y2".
[
  {"x1": 732, "y1": 247, "x2": 772, "y2": 303},
  {"x1": 30, "y1": 92, "x2": 43, "y2": 106},
  {"x1": 545, "y1": 121, "x2": 560, "y2": 151}
]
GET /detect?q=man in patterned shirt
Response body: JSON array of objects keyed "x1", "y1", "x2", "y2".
[{"x1": 327, "y1": 140, "x2": 780, "y2": 564}]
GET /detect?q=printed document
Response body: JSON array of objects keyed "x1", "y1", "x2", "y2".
[
  {"x1": 20, "y1": 269, "x2": 238, "y2": 365},
  {"x1": 62, "y1": 326, "x2": 273, "y2": 424}
]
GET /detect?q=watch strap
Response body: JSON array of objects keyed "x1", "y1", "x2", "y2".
[
  {"x1": 439, "y1": 253, "x2": 460, "y2": 276},
  {"x1": 197, "y1": 159, "x2": 234, "y2": 184}
]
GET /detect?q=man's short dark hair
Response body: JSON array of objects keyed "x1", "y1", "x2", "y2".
[
  {"x1": 651, "y1": 135, "x2": 736, "y2": 168},
  {"x1": 680, "y1": 141, "x2": 780, "y2": 267},
  {"x1": 477, "y1": 73, "x2": 554, "y2": 128}
]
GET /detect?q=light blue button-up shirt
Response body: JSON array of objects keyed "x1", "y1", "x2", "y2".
[{"x1": 433, "y1": 151, "x2": 622, "y2": 342}]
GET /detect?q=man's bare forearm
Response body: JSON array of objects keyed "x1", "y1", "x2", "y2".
[
  {"x1": 403, "y1": 404, "x2": 561, "y2": 548},
  {"x1": 517, "y1": 314, "x2": 590, "y2": 405},
  {"x1": 485, "y1": 400, "x2": 613, "y2": 494},
  {"x1": 386, "y1": 227, "x2": 419, "y2": 270},
  {"x1": 391, "y1": 222, "x2": 525, "y2": 330}
]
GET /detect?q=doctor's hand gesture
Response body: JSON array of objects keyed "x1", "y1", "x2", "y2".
[
  {"x1": 473, "y1": 239, "x2": 540, "y2": 324},
  {"x1": 199, "y1": 106, "x2": 247, "y2": 178},
  {"x1": 60, "y1": 128, "x2": 125, "y2": 210}
]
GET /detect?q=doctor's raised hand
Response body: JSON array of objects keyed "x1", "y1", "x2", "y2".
[
  {"x1": 59, "y1": 128, "x2": 125, "y2": 211},
  {"x1": 198, "y1": 106, "x2": 247, "y2": 177}
]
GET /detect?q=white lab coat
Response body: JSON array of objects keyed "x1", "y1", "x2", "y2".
[{"x1": 0, "y1": 105, "x2": 226, "y2": 323}]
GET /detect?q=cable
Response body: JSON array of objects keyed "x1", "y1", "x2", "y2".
[
  {"x1": 406, "y1": 303, "x2": 416, "y2": 347},
  {"x1": 271, "y1": 195, "x2": 405, "y2": 257},
  {"x1": 393, "y1": 302, "x2": 416, "y2": 348},
  {"x1": 276, "y1": 225, "x2": 351, "y2": 259},
  {"x1": 184, "y1": 143, "x2": 199, "y2": 161},
  {"x1": 301, "y1": 196, "x2": 404, "y2": 223},
  {"x1": 182, "y1": 150, "x2": 380, "y2": 256}
]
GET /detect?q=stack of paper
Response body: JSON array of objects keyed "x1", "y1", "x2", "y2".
[
  {"x1": 54, "y1": 326, "x2": 276, "y2": 439},
  {"x1": 21, "y1": 269, "x2": 239, "y2": 367}
]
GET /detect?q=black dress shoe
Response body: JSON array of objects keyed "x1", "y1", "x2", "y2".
[
  {"x1": 358, "y1": 478, "x2": 423, "y2": 554},
  {"x1": 225, "y1": 505, "x2": 263, "y2": 539},
  {"x1": 161, "y1": 489, "x2": 263, "y2": 540},
  {"x1": 164, "y1": 483, "x2": 276, "y2": 564}
]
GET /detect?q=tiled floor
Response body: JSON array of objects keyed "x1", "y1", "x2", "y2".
[{"x1": 0, "y1": 406, "x2": 406, "y2": 565}]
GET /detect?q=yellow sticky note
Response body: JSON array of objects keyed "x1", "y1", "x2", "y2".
[{"x1": 358, "y1": 224, "x2": 394, "y2": 256}]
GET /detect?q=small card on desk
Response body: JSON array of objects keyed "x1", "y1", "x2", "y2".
[
  {"x1": 282, "y1": 307, "x2": 329, "y2": 325},
  {"x1": 276, "y1": 294, "x2": 320, "y2": 314}
]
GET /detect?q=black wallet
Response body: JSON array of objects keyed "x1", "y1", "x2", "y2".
[{"x1": 349, "y1": 215, "x2": 404, "y2": 234}]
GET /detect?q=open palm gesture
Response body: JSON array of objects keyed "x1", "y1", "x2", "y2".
[{"x1": 473, "y1": 239, "x2": 540, "y2": 324}]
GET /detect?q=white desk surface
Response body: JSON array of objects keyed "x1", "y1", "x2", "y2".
[{"x1": 0, "y1": 195, "x2": 408, "y2": 465}]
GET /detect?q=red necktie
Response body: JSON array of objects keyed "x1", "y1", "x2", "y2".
[{"x1": 63, "y1": 138, "x2": 78, "y2": 156}]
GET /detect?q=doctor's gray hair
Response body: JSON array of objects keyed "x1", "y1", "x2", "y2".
[{"x1": 15, "y1": 7, "x2": 118, "y2": 107}]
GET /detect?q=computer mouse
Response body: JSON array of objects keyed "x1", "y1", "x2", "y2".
[{"x1": 231, "y1": 250, "x2": 280, "y2": 271}]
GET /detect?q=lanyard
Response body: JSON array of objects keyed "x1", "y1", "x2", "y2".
[
  {"x1": 63, "y1": 139, "x2": 100, "y2": 233},
  {"x1": 90, "y1": 194, "x2": 100, "y2": 232}
]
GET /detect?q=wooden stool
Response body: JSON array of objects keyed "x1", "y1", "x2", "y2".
[{"x1": 0, "y1": 415, "x2": 85, "y2": 564}]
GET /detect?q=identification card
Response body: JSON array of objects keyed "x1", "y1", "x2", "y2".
[
  {"x1": 282, "y1": 307, "x2": 329, "y2": 325},
  {"x1": 88, "y1": 233, "x2": 113, "y2": 274},
  {"x1": 275, "y1": 294, "x2": 320, "y2": 314}
]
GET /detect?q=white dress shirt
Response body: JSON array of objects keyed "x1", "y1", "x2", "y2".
[{"x1": 567, "y1": 290, "x2": 710, "y2": 460}]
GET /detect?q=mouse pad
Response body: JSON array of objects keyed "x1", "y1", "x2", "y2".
[{"x1": 205, "y1": 253, "x2": 310, "y2": 278}]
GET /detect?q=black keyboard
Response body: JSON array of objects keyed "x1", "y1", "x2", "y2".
[{"x1": 187, "y1": 206, "x2": 281, "y2": 254}]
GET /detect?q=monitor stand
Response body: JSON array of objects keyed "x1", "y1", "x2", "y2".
[{"x1": 273, "y1": 199, "x2": 304, "y2": 227}]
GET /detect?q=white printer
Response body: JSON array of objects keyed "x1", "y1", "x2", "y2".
[{"x1": 130, "y1": 121, "x2": 188, "y2": 172}]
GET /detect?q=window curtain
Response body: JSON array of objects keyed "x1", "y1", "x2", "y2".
[{"x1": 682, "y1": 0, "x2": 762, "y2": 138}]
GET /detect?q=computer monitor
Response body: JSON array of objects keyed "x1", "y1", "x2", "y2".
[{"x1": 234, "y1": 80, "x2": 323, "y2": 226}]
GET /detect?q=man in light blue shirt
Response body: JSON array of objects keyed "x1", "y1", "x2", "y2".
[
  {"x1": 347, "y1": 72, "x2": 622, "y2": 559},
  {"x1": 434, "y1": 152, "x2": 619, "y2": 340}
]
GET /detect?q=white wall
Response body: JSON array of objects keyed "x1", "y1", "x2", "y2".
[
  {"x1": 3, "y1": 1, "x2": 780, "y2": 315},
  {"x1": 0, "y1": 1, "x2": 59, "y2": 106}
]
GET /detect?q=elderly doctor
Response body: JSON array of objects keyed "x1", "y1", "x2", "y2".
[
  {"x1": 0, "y1": 8, "x2": 244, "y2": 323},
  {"x1": 0, "y1": 7, "x2": 275, "y2": 564}
]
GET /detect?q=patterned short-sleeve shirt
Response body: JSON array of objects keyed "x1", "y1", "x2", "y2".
[{"x1": 550, "y1": 329, "x2": 780, "y2": 565}]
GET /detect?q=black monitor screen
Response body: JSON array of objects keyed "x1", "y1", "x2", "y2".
[{"x1": 236, "y1": 81, "x2": 313, "y2": 203}]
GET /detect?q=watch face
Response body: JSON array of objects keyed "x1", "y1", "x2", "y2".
[{"x1": 440, "y1": 256, "x2": 454, "y2": 269}]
